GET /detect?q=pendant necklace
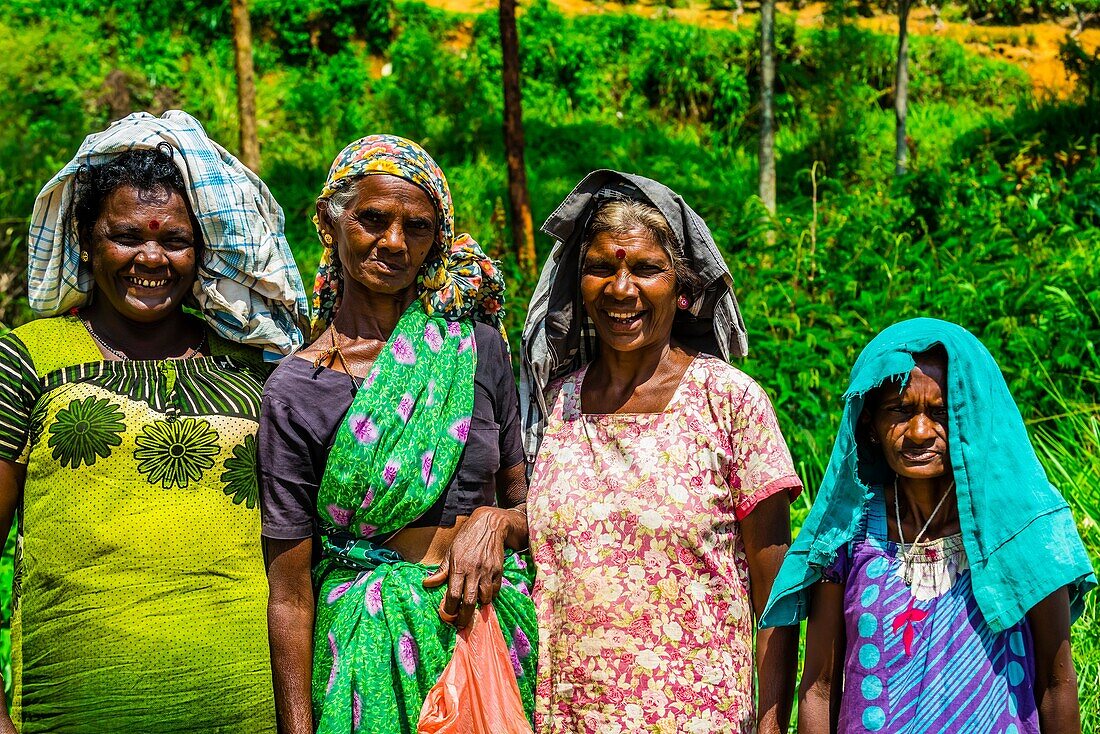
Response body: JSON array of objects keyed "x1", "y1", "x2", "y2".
[
  {"x1": 83, "y1": 317, "x2": 206, "y2": 361},
  {"x1": 893, "y1": 476, "x2": 956, "y2": 586},
  {"x1": 314, "y1": 327, "x2": 365, "y2": 391}
]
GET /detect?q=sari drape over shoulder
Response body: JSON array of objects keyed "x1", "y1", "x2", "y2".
[{"x1": 305, "y1": 135, "x2": 535, "y2": 734}]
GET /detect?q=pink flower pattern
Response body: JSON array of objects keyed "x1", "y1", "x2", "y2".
[
  {"x1": 396, "y1": 393, "x2": 415, "y2": 423},
  {"x1": 449, "y1": 417, "x2": 470, "y2": 442},
  {"x1": 529, "y1": 357, "x2": 802, "y2": 734},
  {"x1": 423, "y1": 321, "x2": 444, "y2": 353},
  {"x1": 326, "y1": 503, "x2": 353, "y2": 527},
  {"x1": 398, "y1": 631, "x2": 419, "y2": 675},
  {"x1": 348, "y1": 414, "x2": 378, "y2": 444},
  {"x1": 391, "y1": 335, "x2": 416, "y2": 365}
]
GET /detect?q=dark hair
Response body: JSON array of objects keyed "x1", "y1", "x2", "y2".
[
  {"x1": 580, "y1": 199, "x2": 705, "y2": 302},
  {"x1": 73, "y1": 145, "x2": 192, "y2": 247}
]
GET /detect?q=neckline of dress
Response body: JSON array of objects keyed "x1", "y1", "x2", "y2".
[
  {"x1": 572, "y1": 355, "x2": 697, "y2": 418},
  {"x1": 71, "y1": 312, "x2": 213, "y2": 364}
]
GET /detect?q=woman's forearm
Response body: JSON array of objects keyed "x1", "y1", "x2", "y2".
[
  {"x1": 1028, "y1": 587, "x2": 1080, "y2": 734},
  {"x1": 269, "y1": 598, "x2": 315, "y2": 734},
  {"x1": 1036, "y1": 678, "x2": 1081, "y2": 734},
  {"x1": 265, "y1": 536, "x2": 316, "y2": 734},
  {"x1": 756, "y1": 624, "x2": 797, "y2": 734}
]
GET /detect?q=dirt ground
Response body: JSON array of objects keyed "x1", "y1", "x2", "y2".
[{"x1": 419, "y1": 0, "x2": 1100, "y2": 98}]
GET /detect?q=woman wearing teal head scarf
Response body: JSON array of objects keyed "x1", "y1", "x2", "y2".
[{"x1": 762, "y1": 318, "x2": 1095, "y2": 734}]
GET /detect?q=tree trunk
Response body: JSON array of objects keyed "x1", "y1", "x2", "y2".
[
  {"x1": 758, "y1": 0, "x2": 777, "y2": 214},
  {"x1": 231, "y1": 0, "x2": 260, "y2": 172},
  {"x1": 499, "y1": 0, "x2": 537, "y2": 276},
  {"x1": 895, "y1": 0, "x2": 911, "y2": 176}
]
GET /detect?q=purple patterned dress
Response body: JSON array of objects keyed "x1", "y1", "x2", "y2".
[{"x1": 826, "y1": 490, "x2": 1040, "y2": 734}]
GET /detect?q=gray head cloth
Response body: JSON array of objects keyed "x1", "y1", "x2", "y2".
[{"x1": 519, "y1": 169, "x2": 749, "y2": 462}]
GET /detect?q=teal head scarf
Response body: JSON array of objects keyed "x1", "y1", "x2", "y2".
[{"x1": 762, "y1": 318, "x2": 1096, "y2": 632}]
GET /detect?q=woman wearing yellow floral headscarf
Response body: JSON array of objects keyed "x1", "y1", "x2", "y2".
[{"x1": 259, "y1": 136, "x2": 535, "y2": 734}]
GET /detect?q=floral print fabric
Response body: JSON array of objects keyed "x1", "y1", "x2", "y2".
[
  {"x1": 312, "y1": 546, "x2": 538, "y2": 734},
  {"x1": 528, "y1": 356, "x2": 802, "y2": 734},
  {"x1": 316, "y1": 300, "x2": 475, "y2": 540}
]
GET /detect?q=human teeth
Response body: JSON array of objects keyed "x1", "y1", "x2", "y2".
[
  {"x1": 608, "y1": 311, "x2": 640, "y2": 319},
  {"x1": 128, "y1": 277, "x2": 168, "y2": 287}
]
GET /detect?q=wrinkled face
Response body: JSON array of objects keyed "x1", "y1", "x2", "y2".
[
  {"x1": 85, "y1": 185, "x2": 199, "y2": 324},
  {"x1": 580, "y1": 229, "x2": 679, "y2": 354},
  {"x1": 324, "y1": 174, "x2": 438, "y2": 296},
  {"x1": 870, "y1": 355, "x2": 951, "y2": 481}
]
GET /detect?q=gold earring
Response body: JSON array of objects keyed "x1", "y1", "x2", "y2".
[
  {"x1": 323, "y1": 232, "x2": 334, "y2": 246},
  {"x1": 79, "y1": 251, "x2": 89, "y2": 263}
]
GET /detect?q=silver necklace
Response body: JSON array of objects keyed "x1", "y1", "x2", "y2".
[
  {"x1": 82, "y1": 318, "x2": 207, "y2": 361},
  {"x1": 893, "y1": 476, "x2": 955, "y2": 586}
]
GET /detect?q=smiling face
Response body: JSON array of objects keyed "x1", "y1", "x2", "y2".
[
  {"x1": 869, "y1": 353, "x2": 951, "y2": 481},
  {"x1": 85, "y1": 185, "x2": 199, "y2": 324},
  {"x1": 322, "y1": 174, "x2": 439, "y2": 297},
  {"x1": 580, "y1": 228, "x2": 679, "y2": 355}
]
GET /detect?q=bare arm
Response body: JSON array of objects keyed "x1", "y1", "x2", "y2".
[
  {"x1": 799, "y1": 579, "x2": 846, "y2": 734},
  {"x1": 423, "y1": 461, "x2": 528, "y2": 629},
  {"x1": 743, "y1": 491, "x2": 798, "y2": 734},
  {"x1": 1028, "y1": 586, "x2": 1080, "y2": 734},
  {"x1": 0, "y1": 459, "x2": 24, "y2": 733},
  {"x1": 265, "y1": 536, "x2": 315, "y2": 734}
]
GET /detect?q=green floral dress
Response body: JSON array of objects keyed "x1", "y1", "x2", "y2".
[{"x1": 0, "y1": 315, "x2": 276, "y2": 733}]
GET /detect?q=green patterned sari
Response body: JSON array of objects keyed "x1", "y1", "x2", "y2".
[{"x1": 312, "y1": 301, "x2": 536, "y2": 734}]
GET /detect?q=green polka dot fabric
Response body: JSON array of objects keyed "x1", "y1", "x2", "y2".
[{"x1": 0, "y1": 316, "x2": 275, "y2": 733}]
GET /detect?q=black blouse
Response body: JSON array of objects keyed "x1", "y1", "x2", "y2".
[{"x1": 258, "y1": 321, "x2": 524, "y2": 540}]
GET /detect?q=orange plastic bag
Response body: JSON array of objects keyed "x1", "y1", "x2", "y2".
[{"x1": 417, "y1": 603, "x2": 533, "y2": 734}]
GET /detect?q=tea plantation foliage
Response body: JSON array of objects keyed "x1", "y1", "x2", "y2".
[{"x1": 0, "y1": 0, "x2": 1097, "y2": 725}]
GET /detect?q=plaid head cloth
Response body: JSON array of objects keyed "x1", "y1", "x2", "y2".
[{"x1": 27, "y1": 110, "x2": 310, "y2": 360}]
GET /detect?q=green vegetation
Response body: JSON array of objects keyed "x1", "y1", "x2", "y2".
[{"x1": 0, "y1": 0, "x2": 1097, "y2": 725}]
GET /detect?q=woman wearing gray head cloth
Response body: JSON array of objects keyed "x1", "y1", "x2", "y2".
[{"x1": 520, "y1": 170, "x2": 802, "y2": 734}]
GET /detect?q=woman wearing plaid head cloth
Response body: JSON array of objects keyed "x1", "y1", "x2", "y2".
[{"x1": 0, "y1": 110, "x2": 309, "y2": 733}]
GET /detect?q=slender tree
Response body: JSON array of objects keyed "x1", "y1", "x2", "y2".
[
  {"x1": 500, "y1": 0, "x2": 537, "y2": 276},
  {"x1": 759, "y1": 0, "x2": 777, "y2": 214},
  {"x1": 895, "y1": 0, "x2": 911, "y2": 176},
  {"x1": 231, "y1": 0, "x2": 260, "y2": 172}
]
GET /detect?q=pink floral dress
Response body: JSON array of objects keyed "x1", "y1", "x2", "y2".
[{"x1": 529, "y1": 356, "x2": 802, "y2": 734}]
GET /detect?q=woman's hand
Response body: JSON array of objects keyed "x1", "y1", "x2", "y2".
[
  {"x1": 742, "y1": 490, "x2": 798, "y2": 734},
  {"x1": 423, "y1": 505, "x2": 526, "y2": 629}
]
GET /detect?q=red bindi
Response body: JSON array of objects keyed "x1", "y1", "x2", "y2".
[
  {"x1": 615, "y1": 248, "x2": 627, "y2": 260},
  {"x1": 149, "y1": 220, "x2": 160, "y2": 230}
]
